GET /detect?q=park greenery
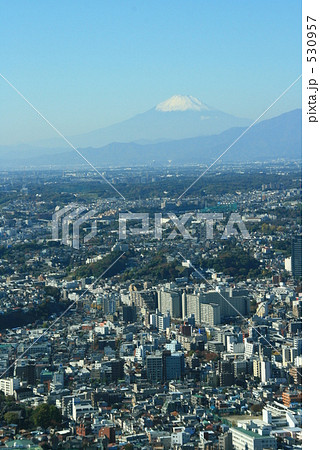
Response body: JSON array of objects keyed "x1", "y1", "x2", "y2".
[{"x1": 0, "y1": 393, "x2": 62, "y2": 430}]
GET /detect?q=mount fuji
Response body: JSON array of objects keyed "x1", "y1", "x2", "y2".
[
  {"x1": 23, "y1": 95, "x2": 250, "y2": 150},
  {"x1": 69, "y1": 95, "x2": 250, "y2": 147}
]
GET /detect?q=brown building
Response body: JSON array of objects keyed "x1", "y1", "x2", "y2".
[
  {"x1": 76, "y1": 423, "x2": 91, "y2": 437},
  {"x1": 282, "y1": 389, "x2": 302, "y2": 407},
  {"x1": 98, "y1": 426, "x2": 115, "y2": 442}
]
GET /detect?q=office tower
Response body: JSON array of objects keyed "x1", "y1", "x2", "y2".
[
  {"x1": 122, "y1": 305, "x2": 137, "y2": 323},
  {"x1": 14, "y1": 360, "x2": 36, "y2": 385},
  {"x1": 165, "y1": 352, "x2": 185, "y2": 380},
  {"x1": 219, "y1": 360, "x2": 234, "y2": 387},
  {"x1": 146, "y1": 354, "x2": 163, "y2": 382},
  {"x1": 103, "y1": 294, "x2": 117, "y2": 315},
  {"x1": 291, "y1": 235, "x2": 302, "y2": 278}
]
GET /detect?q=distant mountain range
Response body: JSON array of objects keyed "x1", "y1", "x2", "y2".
[
  {"x1": 17, "y1": 94, "x2": 250, "y2": 150},
  {"x1": 0, "y1": 95, "x2": 301, "y2": 168}
]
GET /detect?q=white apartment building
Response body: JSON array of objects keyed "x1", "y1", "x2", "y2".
[
  {"x1": 200, "y1": 302, "x2": 221, "y2": 326},
  {"x1": 0, "y1": 377, "x2": 20, "y2": 396},
  {"x1": 231, "y1": 426, "x2": 277, "y2": 450},
  {"x1": 261, "y1": 360, "x2": 272, "y2": 383}
]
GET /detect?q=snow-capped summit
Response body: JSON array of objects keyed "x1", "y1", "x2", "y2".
[{"x1": 155, "y1": 94, "x2": 209, "y2": 112}]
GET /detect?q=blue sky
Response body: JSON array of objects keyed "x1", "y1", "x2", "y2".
[{"x1": 0, "y1": 0, "x2": 301, "y2": 145}]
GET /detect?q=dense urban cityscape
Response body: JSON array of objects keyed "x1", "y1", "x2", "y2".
[{"x1": 0, "y1": 164, "x2": 302, "y2": 449}]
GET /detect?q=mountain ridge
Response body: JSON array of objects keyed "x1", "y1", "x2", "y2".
[{"x1": 1, "y1": 109, "x2": 301, "y2": 168}]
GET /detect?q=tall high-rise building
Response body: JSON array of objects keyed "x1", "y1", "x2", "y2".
[
  {"x1": 261, "y1": 360, "x2": 272, "y2": 383},
  {"x1": 219, "y1": 360, "x2": 234, "y2": 387},
  {"x1": 158, "y1": 312, "x2": 171, "y2": 332},
  {"x1": 291, "y1": 235, "x2": 302, "y2": 279},
  {"x1": 158, "y1": 289, "x2": 182, "y2": 318},
  {"x1": 146, "y1": 354, "x2": 163, "y2": 382},
  {"x1": 14, "y1": 360, "x2": 36, "y2": 385},
  {"x1": 122, "y1": 305, "x2": 137, "y2": 323},
  {"x1": 147, "y1": 351, "x2": 185, "y2": 382},
  {"x1": 103, "y1": 294, "x2": 117, "y2": 315},
  {"x1": 105, "y1": 359, "x2": 124, "y2": 382},
  {"x1": 165, "y1": 352, "x2": 185, "y2": 380}
]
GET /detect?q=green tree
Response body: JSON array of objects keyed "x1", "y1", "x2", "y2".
[
  {"x1": 31, "y1": 403, "x2": 62, "y2": 429},
  {"x1": 4, "y1": 411, "x2": 20, "y2": 424}
]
